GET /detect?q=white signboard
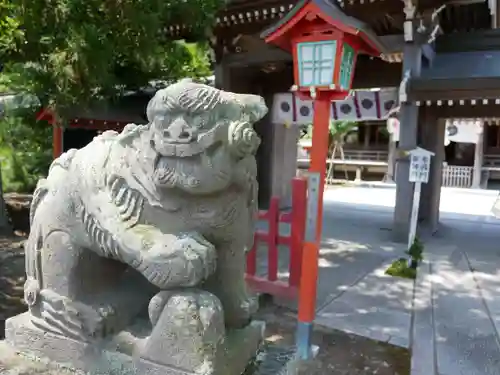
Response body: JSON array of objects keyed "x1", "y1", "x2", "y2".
[
  {"x1": 407, "y1": 147, "x2": 434, "y2": 252},
  {"x1": 409, "y1": 152, "x2": 431, "y2": 183}
]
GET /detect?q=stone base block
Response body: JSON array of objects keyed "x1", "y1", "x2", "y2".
[{"x1": 5, "y1": 313, "x2": 265, "y2": 375}]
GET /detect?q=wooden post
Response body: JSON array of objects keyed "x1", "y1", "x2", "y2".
[
  {"x1": 355, "y1": 167, "x2": 362, "y2": 182},
  {"x1": 407, "y1": 147, "x2": 434, "y2": 255},
  {"x1": 267, "y1": 197, "x2": 280, "y2": 282},
  {"x1": 472, "y1": 124, "x2": 484, "y2": 189},
  {"x1": 392, "y1": 43, "x2": 422, "y2": 242},
  {"x1": 418, "y1": 117, "x2": 444, "y2": 233},
  {"x1": 408, "y1": 181, "x2": 421, "y2": 250},
  {"x1": 363, "y1": 125, "x2": 370, "y2": 149},
  {"x1": 52, "y1": 125, "x2": 63, "y2": 159},
  {"x1": 289, "y1": 177, "x2": 307, "y2": 288},
  {"x1": 296, "y1": 97, "x2": 330, "y2": 360}
]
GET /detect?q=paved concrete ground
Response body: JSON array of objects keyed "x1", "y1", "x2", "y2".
[
  {"x1": 412, "y1": 229, "x2": 500, "y2": 375},
  {"x1": 257, "y1": 184, "x2": 500, "y2": 369},
  {"x1": 314, "y1": 187, "x2": 414, "y2": 348},
  {"x1": 257, "y1": 186, "x2": 413, "y2": 348},
  {"x1": 320, "y1": 186, "x2": 500, "y2": 374}
]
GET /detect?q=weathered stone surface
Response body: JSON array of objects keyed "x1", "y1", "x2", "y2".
[
  {"x1": 6, "y1": 79, "x2": 268, "y2": 374},
  {"x1": 0, "y1": 340, "x2": 83, "y2": 375},
  {"x1": 5, "y1": 314, "x2": 265, "y2": 375}
]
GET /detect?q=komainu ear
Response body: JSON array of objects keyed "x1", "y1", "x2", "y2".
[
  {"x1": 228, "y1": 122, "x2": 261, "y2": 159},
  {"x1": 239, "y1": 94, "x2": 268, "y2": 123}
]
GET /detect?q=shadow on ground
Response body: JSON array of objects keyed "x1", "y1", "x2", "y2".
[
  {"x1": 0, "y1": 233, "x2": 410, "y2": 375},
  {"x1": 253, "y1": 303, "x2": 410, "y2": 375},
  {"x1": 0, "y1": 235, "x2": 27, "y2": 338}
]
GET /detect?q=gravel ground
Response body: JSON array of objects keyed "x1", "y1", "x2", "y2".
[
  {"x1": 0, "y1": 235, "x2": 26, "y2": 338},
  {"x1": 0, "y1": 234, "x2": 410, "y2": 375},
  {"x1": 252, "y1": 303, "x2": 410, "y2": 375}
]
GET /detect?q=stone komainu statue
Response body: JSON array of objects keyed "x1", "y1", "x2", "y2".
[{"x1": 17, "y1": 78, "x2": 268, "y2": 374}]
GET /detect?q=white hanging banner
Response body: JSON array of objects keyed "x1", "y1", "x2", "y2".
[
  {"x1": 295, "y1": 96, "x2": 314, "y2": 125},
  {"x1": 272, "y1": 92, "x2": 295, "y2": 125},
  {"x1": 356, "y1": 90, "x2": 380, "y2": 119},
  {"x1": 334, "y1": 95, "x2": 357, "y2": 121},
  {"x1": 444, "y1": 119, "x2": 483, "y2": 145},
  {"x1": 272, "y1": 87, "x2": 398, "y2": 125},
  {"x1": 386, "y1": 118, "x2": 484, "y2": 146}
]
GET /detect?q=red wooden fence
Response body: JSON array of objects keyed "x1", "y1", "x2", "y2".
[{"x1": 245, "y1": 177, "x2": 307, "y2": 299}]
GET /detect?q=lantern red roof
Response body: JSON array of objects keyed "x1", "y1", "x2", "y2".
[{"x1": 261, "y1": 0, "x2": 388, "y2": 57}]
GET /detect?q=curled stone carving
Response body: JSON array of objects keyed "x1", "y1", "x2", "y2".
[{"x1": 5, "y1": 78, "x2": 268, "y2": 375}]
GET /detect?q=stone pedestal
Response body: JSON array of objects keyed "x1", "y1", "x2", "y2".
[{"x1": 5, "y1": 312, "x2": 265, "y2": 375}]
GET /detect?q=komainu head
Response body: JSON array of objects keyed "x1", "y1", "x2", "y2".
[{"x1": 146, "y1": 78, "x2": 268, "y2": 194}]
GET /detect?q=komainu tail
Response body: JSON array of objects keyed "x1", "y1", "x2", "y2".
[
  {"x1": 29, "y1": 178, "x2": 49, "y2": 227},
  {"x1": 24, "y1": 178, "x2": 49, "y2": 307}
]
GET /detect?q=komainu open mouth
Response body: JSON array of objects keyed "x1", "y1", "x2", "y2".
[{"x1": 153, "y1": 147, "x2": 233, "y2": 193}]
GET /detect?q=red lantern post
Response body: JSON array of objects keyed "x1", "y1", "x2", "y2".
[{"x1": 262, "y1": 0, "x2": 387, "y2": 359}]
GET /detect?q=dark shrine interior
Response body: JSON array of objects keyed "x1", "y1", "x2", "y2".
[{"x1": 63, "y1": 128, "x2": 99, "y2": 152}]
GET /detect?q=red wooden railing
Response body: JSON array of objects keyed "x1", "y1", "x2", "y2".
[{"x1": 245, "y1": 177, "x2": 307, "y2": 299}]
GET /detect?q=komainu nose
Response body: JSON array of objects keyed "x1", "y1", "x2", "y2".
[{"x1": 163, "y1": 119, "x2": 195, "y2": 143}]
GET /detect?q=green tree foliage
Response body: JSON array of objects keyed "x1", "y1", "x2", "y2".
[
  {"x1": 327, "y1": 120, "x2": 358, "y2": 181},
  {"x1": 0, "y1": 0, "x2": 222, "y2": 194},
  {"x1": 0, "y1": 106, "x2": 52, "y2": 192},
  {"x1": 0, "y1": 0, "x2": 21, "y2": 62},
  {"x1": 300, "y1": 120, "x2": 358, "y2": 146},
  {"x1": 328, "y1": 120, "x2": 358, "y2": 147},
  {"x1": 299, "y1": 121, "x2": 358, "y2": 181},
  {"x1": 0, "y1": 0, "x2": 222, "y2": 120}
]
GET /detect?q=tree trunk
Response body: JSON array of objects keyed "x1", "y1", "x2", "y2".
[
  {"x1": 338, "y1": 142, "x2": 349, "y2": 180},
  {"x1": 0, "y1": 165, "x2": 12, "y2": 235},
  {"x1": 326, "y1": 142, "x2": 337, "y2": 183}
]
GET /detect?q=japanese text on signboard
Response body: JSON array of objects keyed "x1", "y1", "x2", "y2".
[{"x1": 409, "y1": 154, "x2": 430, "y2": 183}]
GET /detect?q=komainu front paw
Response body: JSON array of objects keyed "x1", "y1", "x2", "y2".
[
  {"x1": 179, "y1": 232, "x2": 218, "y2": 284},
  {"x1": 142, "y1": 232, "x2": 217, "y2": 289}
]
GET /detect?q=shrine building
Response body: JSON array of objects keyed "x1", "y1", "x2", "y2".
[
  {"x1": 27, "y1": 0, "x2": 500, "y2": 241},
  {"x1": 194, "y1": 0, "x2": 500, "y2": 241}
]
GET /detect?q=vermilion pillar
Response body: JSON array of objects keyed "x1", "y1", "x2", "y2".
[
  {"x1": 296, "y1": 95, "x2": 331, "y2": 359},
  {"x1": 52, "y1": 125, "x2": 63, "y2": 159}
]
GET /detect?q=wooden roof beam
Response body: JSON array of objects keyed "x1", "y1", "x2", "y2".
[
  {"x1": 221, "y1": 33, "x2": 406, "y2": 67},
  {"x1": 436, "y1": 28, "x2": 500, "y2": 52},
  {"x1": 446, "y1": 0, "x2": 499, "y2": 28}
]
